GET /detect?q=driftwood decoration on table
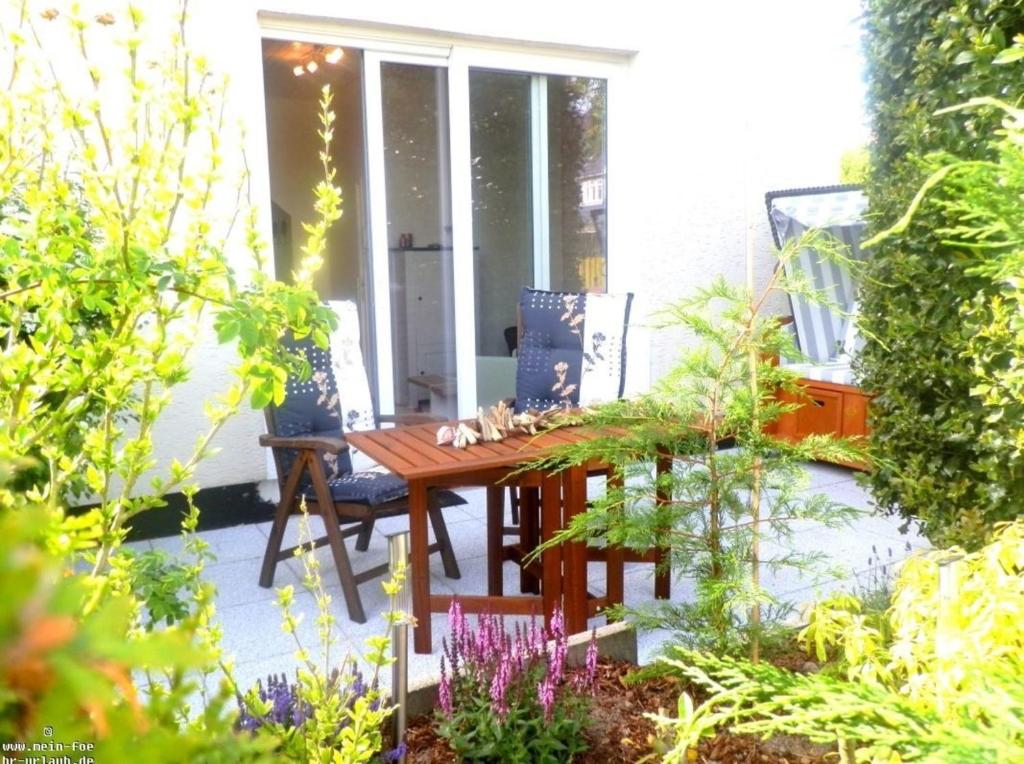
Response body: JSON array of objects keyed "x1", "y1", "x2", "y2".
[{"x1": 436, "y1": 400, "x2": 563, "y2": 449}]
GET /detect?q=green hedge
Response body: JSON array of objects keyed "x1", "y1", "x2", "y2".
[{"x1": 860, "y1": 0, "x2": 1024, "y2": 547}]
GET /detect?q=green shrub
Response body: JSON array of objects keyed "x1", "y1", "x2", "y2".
[
  {"x1": 839, "y1": 146, "x2": 870, "y2": 184},
  {"x1": 860, "y1": 0, "x2": 1024, "y2": 547},
  {"x1": 236, "y1": 510, "x2": 403, "y2": 763}
]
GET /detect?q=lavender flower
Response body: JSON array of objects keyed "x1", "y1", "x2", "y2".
[
  {"x1": 381, "y1": 742, "x2": 408, "y2": 761},
  {"x1": 236, "y1": 663, "x2": 375, "y2": 734}
]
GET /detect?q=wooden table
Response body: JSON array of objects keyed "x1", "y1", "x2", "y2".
[{"x1": 345, "y1": 422, "x2": 622, "y2": 653}]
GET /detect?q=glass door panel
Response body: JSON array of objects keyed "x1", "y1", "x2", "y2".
[
  {"x1": 380, "y1": 62, "x2": 458, "y2": 416},
  {"x1": 547, "y1": 75, "x2": 608, "y2": 293},
  {"x1": 469, "y1": 70, "x2": 533, "y2": 407}
]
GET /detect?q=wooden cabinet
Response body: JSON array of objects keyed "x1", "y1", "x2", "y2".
[{"x1": 774, "y1": 378, "x2": 871, "y2": 469}]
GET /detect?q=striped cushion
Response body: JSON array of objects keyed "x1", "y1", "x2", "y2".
[{"x1": 769, "y1": 190, "x2": 867, "y2": 365}]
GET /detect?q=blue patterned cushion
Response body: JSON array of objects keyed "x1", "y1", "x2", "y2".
[
  {"x1": 275, "y1": 336, "x2": 354, "y2": 479},
  {"x1": 308, "y1": 472, "x2": 410, "y2": 506},
  {"x1": 515, "y1": 288, "x2": 587, "y2": 413},
  {"x1": 302, "y1": 473, "x2": 467, "y2": 508}
]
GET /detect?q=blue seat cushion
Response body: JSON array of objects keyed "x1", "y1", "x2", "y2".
[{"x1": 302, "y1": 472, "x2": 467, "y2": 508}]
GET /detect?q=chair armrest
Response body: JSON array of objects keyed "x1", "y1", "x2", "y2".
[
  {"x1": 379, "y1": 413, "x2": 447, "y2": 427},
  {"x1": 258, "y1": 433, "x2": 350, "y2": 454}
]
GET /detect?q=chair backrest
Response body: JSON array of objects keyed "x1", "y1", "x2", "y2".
[
  {"x1": 265, "y1": 333, "x2": 354, "y2": 488},
  {"x1": 264, "y1": 300, "x2": 377, "y2": 486},
  {"x1": 766, "y1": 185, "x2": 868, "y2": 364},
  {"x1": 514, "y1": 287, "x2": 633, "y2": 412}
]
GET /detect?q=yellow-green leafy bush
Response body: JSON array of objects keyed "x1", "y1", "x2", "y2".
[{"x1": 654, "y1": 519, "x2": 1024, "y2": 762}]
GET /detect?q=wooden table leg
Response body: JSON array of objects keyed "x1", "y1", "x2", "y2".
[
  {"x1": 654, "y1": 455, "x2": 672, "y2": 600},
  {"x1": 519, "y1": 485, "x2": 540, "y2": 594},
  {"x1": 540, "y1": 472, "x2": 562, "y2": 625},
  {"x1": 562, "y1": 465, "x2": 588, "y2": 635},
  {"x1": 486, "y1": 485, "x2": 504, "y2": 596},
  {"x1": 409, "y1": 478, "x2": 433, "y2": 654},
  {"x1": 605, "y1": 467, "x2": 625, "y2": 614}
]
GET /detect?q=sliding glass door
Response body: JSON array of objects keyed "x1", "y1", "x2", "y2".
[{"x1": 262, "y1": 43, "x2": 613, "y2": 418}]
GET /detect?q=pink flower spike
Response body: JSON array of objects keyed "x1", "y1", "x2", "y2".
[
  {"x1": 449, "y1": 599, "x2": 466, "y2": 645},
  {"x1": 550, "y1": 607, "x2": 565, "y2": 641},
  {"x1": 489, "y1": 658, "x2": 510, "y2": 719},
  {"x1": 585, "y1": 629, "x2": 599, "y2": 692},
  {"x1": 537, "y1": 677, "x2": 555, "y2": 722},
  {"x1": 439, "y1": 655, "x2": 453, "y2": 716}
]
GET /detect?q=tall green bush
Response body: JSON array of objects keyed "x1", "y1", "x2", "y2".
[
  {"x1": 530, "y1": 230, "x2": 865, "y2": 659},
  {"x1": 860, "y1": 0, "x2": 1024, "y2": 547}
]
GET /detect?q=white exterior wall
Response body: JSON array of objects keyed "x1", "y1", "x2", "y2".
[{"x1": 24, "y1": 1, "x2": 866, "y2": 491}]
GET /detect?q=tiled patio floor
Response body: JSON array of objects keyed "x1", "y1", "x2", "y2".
[{"x1": 131, "y1": 462, "x2": 929, "y2": 696}]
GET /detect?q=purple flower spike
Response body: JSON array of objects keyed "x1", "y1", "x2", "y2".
[
  {"x1": 547, "y1": 617, "x2": 568, "y2": 687},
  {"x1": 437, "y1": 606, "x2": 588, "y2": 740},
  {"x1": 585, "y1": 629, "x2": 599, "y2": 691}
]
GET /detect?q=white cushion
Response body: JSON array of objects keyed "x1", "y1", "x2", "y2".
[{"x1": 780, "y1": 358, "x2": 856, "y2": 386}]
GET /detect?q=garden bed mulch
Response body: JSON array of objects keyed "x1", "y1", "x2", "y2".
[{"x1": 405, "y1": 659, "x2": 833, "y2": 763}]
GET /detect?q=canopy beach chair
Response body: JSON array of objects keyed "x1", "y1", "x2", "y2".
[{"x1": 765, "y1": 185, "x2": 872, "y2": 457}]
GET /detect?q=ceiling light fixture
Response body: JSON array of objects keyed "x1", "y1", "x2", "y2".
[{"x1": 291, "y1": 45, "x2": 345, "y2": 77}]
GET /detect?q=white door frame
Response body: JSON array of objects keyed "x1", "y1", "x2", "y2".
[{"x1": 446, "y1": 47, "x2": 478, "y2": 417}]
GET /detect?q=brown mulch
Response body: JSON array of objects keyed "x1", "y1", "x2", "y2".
[{"x1": 405, "y1": 660, "x2": 834, "y2": 763}]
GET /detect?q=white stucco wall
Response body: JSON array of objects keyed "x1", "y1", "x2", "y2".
[{"x1": 15, "y1": 0, "x2": 866, "y2": 492}]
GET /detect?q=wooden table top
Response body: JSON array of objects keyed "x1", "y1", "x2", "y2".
[{"x1": 344, "y1": 422, "x2": 596, "y2": 481}]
